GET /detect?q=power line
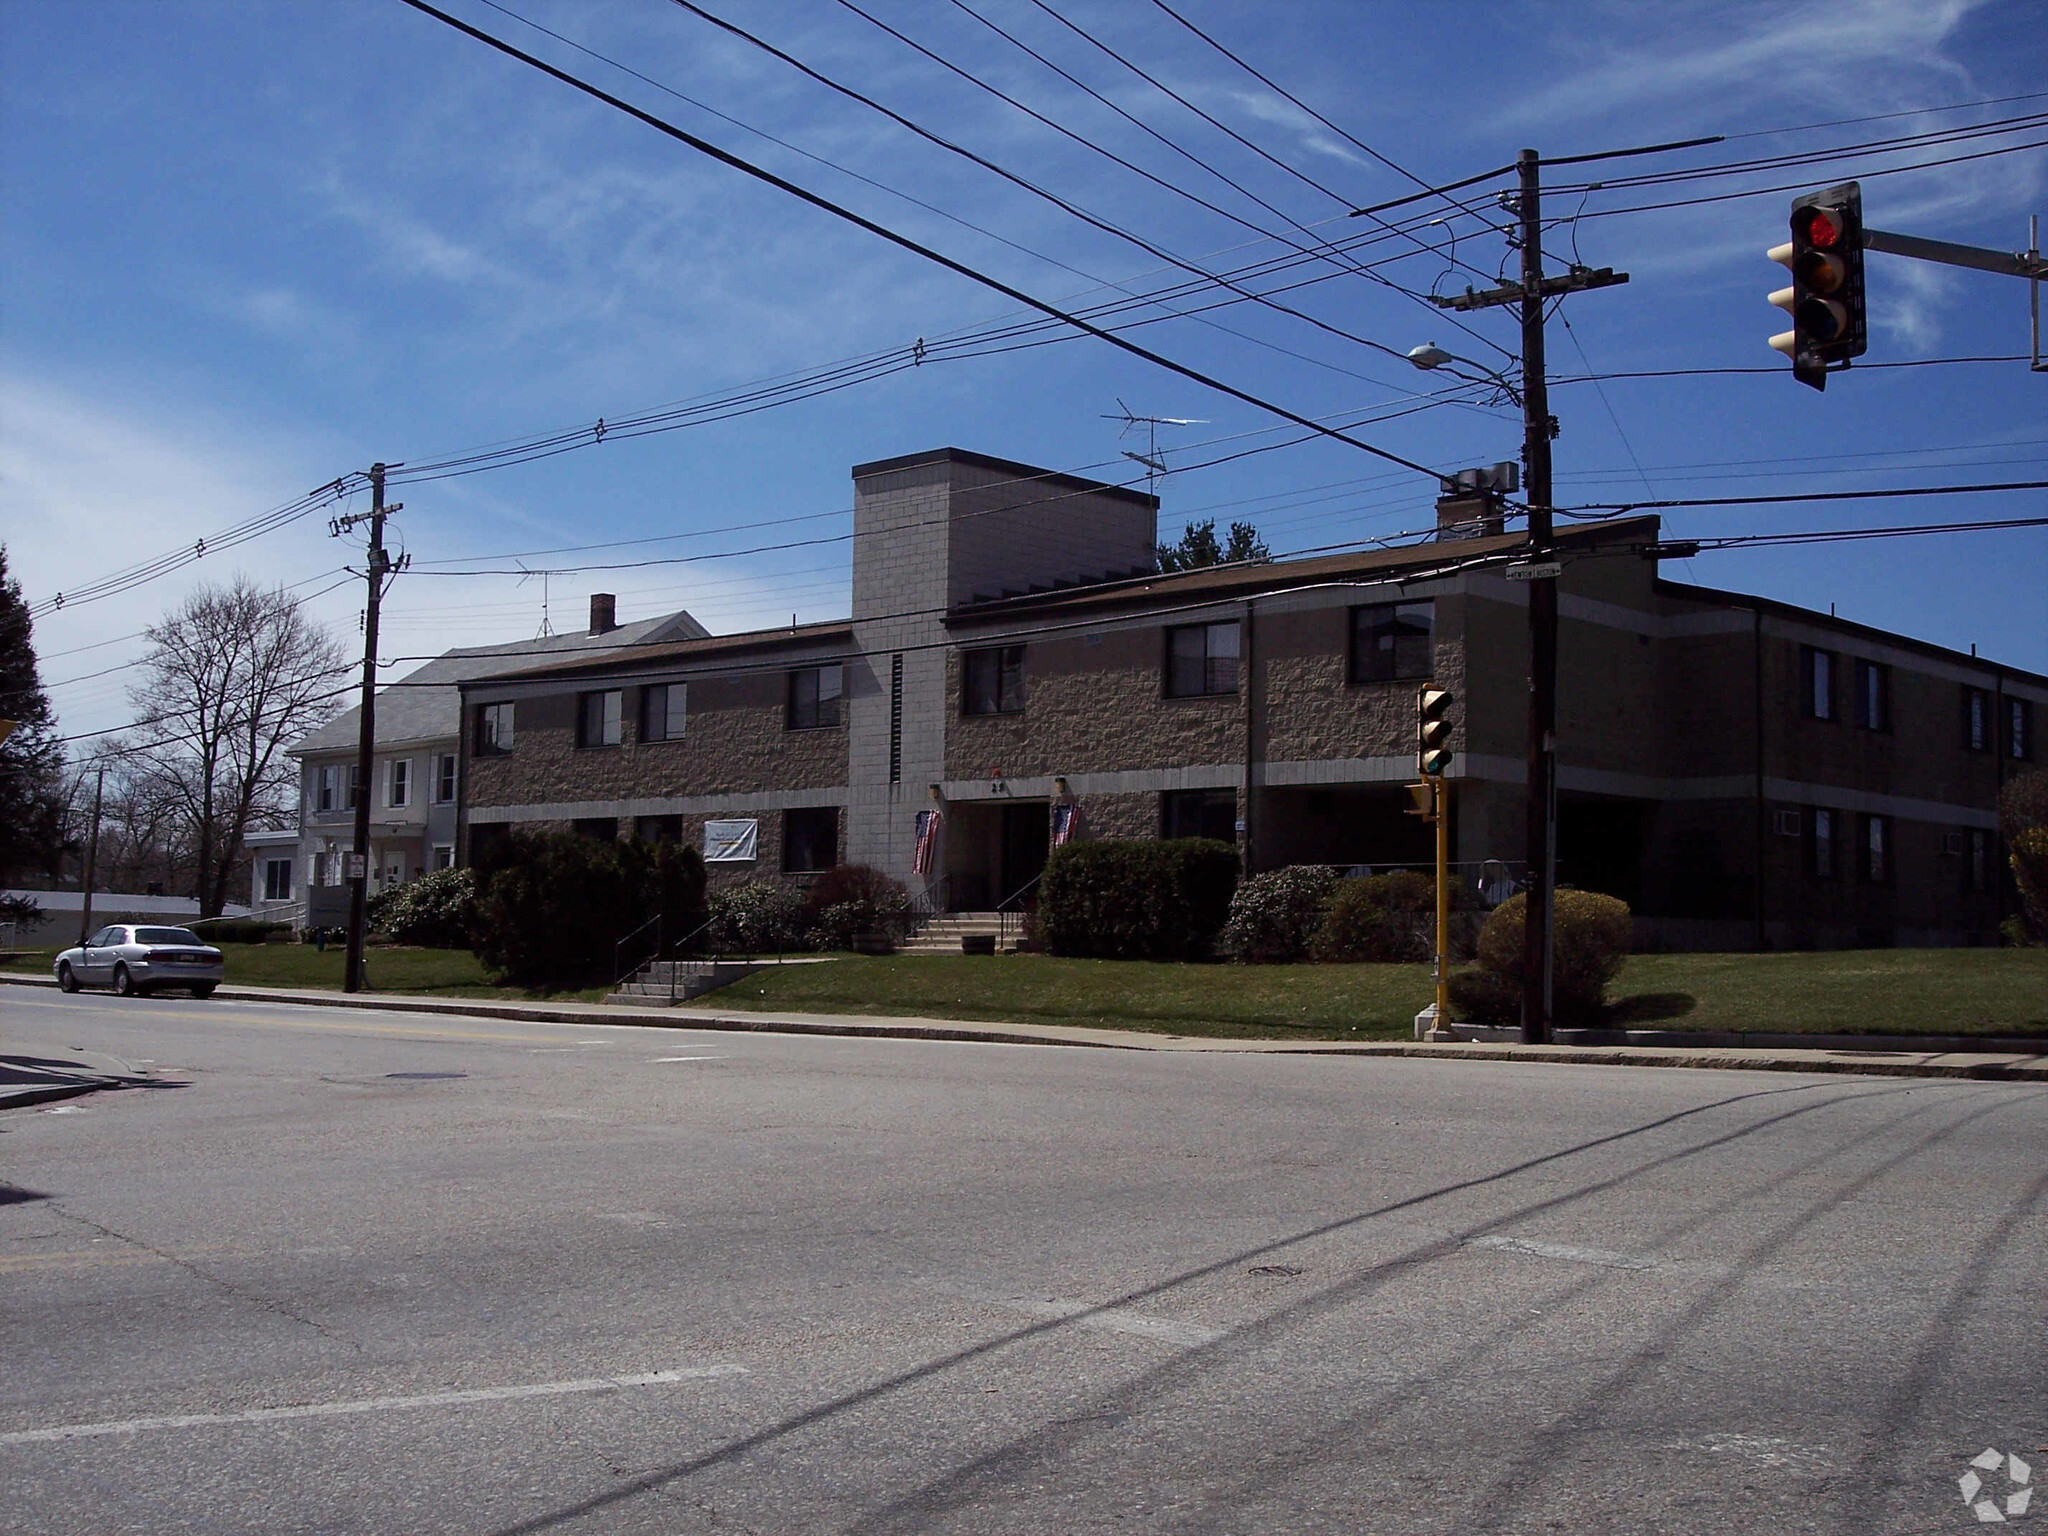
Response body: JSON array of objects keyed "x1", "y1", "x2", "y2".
[
  {"x1": 1552, "y1": 355, "x2": 2032, "y2": 382},
  {"x1": 1719, "y1": 88, "x2": 2048, "y2": 142},
  {"x1": 396, "y1": 0, "x2": 1444, "y2": 478},
  {"x1": 1559, "y1": 478, "x2": 2048, "y2": 518}
]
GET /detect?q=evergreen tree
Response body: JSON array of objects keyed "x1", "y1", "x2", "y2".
[
  {"x1": 0, "y1": 546, "x2": 67, "y2": 882},
  {"x1": 1156, "y1": 519, "x2": 1269, "y2": 572}
]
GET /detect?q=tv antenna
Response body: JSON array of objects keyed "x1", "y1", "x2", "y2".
[
  {"x1": 516, "y1": 563, "x2": 554, "y2": 638},
  {"x1": 1102, "y1": 399, "x2": 1205, "y2": 500}
]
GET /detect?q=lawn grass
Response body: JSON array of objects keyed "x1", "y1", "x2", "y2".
[
  {"x1": 699, "y1": 947, "x2": 2048, "y2": 1041},
  {"x1": 0, "y1": 944, "x2": 607, "y2": 1004}
]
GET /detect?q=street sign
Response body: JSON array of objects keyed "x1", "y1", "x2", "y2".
[
  {"x1": 345, "y1": 852, "x2": 367, "y2": 880},
  {"x1": 1504, "y1": 561, "x2": 1562, "y2": 582}
]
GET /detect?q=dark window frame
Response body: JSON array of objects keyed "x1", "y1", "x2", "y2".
[
  {"x1": 2011, "y1": 697, "x2": 2034, "y2": 761},
  {"x1": 577, "y1": 689, "x2": 623, "y2": 749},
  {"x1": 1160, "y1": 787, "x2": 1238, "y2": 843},
  {"x1": 1859, "y1": 812, "x2": 1892, "y2": 885},
  {"x1": 1164, "y1": 621, "x2": 1240, "y2": 699},
  {"x1": 1962, "y1": 686, "x2": 1992, "y2": 753},
  {"x1": 263, "y1": 858, "x2": 293, "y2": 901},
  {"x1": 641, "y1": 681, "x2": 687, "y2": 743},
  {"x1": 1853, "y1": 659, "x2": 1890, "y2": 733},
  {"x1": 1807, "y1": 806, "x2": 1837, "y2": 880},
  {"x1": 781, "y1": 805, "x2": 840, "y2": 873},
  {"x1": 962, "y1": 645, "x2": 1026, "y2": 716},
  {"x1": 786, "y1": 666, "x2": 844, "y2": 730},
  {"x1": 1349, "y1": 600, "x2": 1435, "y2": 684},
  {"x1": 1801, "y1": 646, "x2": 1836, "y2": 722},
  {"x1": 475, "y1": 702, "x2": 514, "y2": 755},
  {"x1": 1967, "y1": 827, "x2": 1993, "y2": 894}
]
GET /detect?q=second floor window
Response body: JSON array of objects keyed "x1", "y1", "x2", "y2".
[
  {"x1": 1855, "y1": 660, "x2": 1889, "y2": 732},
  {"x1": 1963, "y1": 687, "x2": 1992, "y2": 752},
  {"x1": 316, "y1": 765, "x2": 340, "y2": 812},
  {"x1": 1802, "y1": 647, "x2": 1835, "y2": 721},
  {"x1": 1166, "y1": 620, "x2": 1239, "y2": 698},
  {"x1": 1351, "y1": 601, "x2": 1434, "y2": 683},
  {"x1": 434, "y1": 753, "x2": 457, "y2": 803},
  {"x1": 963, "y1": 645, "x2": 1025, "y2": 715},
  {"x1": 2011, "y1": 698, "x2": 2034, "y2": 761},
  {"x1": 787, "y1": 665, "x2": 843, "y2": 729},
  {"x1": 476, "y1": 702, "x2": 514, "y2": 754},
  {"x1": 387, "y1": 758, "x2": 410, "y2": 808},
  {"x1": 642, "y1": 682, "x2": 687, "y2": 742},
  {"x1": 578, "y1": 690, "x2": 623, "y2": 748}
]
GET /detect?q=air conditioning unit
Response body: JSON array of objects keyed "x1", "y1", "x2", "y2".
[{"x1": 1771, "y1": 809, "x2": 1803, "y2": 838}]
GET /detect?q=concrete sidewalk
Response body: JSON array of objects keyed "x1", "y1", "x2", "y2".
[
  {"x1": 5, "y1": 969, "x2": 2046, "y2": 1082},
  {"x1": 0, "y1": 1039, "x2": 167, "y2": 1111}
]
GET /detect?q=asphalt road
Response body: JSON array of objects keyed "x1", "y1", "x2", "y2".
[{"x1": 2, "y1": 989, "x2": 2042, "y2": 1535}]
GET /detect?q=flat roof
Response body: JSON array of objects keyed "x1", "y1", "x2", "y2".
[{"x1": 849, "y1": 446, "x2": 1159, "y2": 510}]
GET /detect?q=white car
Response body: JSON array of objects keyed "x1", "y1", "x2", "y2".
[{"x1": 54, "y1": 925, "x2": 225, "y2": 998}]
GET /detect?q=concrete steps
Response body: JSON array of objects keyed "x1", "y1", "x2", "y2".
[
  {"x1": 899, "y1": 913, "x2": 1010, "y2": 955},
  {"x1": 603, "y1": 959, "x2": 764, "y2": 1006}
]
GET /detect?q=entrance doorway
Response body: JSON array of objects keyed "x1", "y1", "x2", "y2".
[{"x1": 943, "y1": 800, "x2": 1049, "y2": 910}]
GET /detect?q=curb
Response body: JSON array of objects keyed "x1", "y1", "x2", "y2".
[
  {"x1": 5, "y1": 969, "x2": 2045, "y2": 1082},
  {"x1": 0, "y1": 1082, "x2": 103, "y2": 1112}
]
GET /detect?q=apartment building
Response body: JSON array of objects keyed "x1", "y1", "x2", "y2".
[
  {"x1": 266, "y1": 597, "x2": 705, "y2": 929},
  {"x1": 453, "y1": 448, "x2": 2041, "y2": 950}
]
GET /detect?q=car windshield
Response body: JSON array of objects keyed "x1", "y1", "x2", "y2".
[{"x1": 135, "y1": 927, "x2": 206, "y2": 945}]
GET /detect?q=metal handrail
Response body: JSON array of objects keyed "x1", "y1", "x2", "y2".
[
  {"x1": 905, "y1": 875, "x2": 950, "y2": 940},
  {"x1": 613, "y1": 913, "x2": 663, "y2": 990},
  {"x1": 995, "y1": 872, "x2": 1043, "y2": 952}
]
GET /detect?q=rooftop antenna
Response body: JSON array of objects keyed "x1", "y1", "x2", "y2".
[
  {"x1": 1102, "y1": 399, "x2": 1205, "y2": 502},
  {"x1": 516, "y1": 563, "x2": 554, "y2": 638}
]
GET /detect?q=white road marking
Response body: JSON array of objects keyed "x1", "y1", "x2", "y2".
[
  {"x1": 1467, "y1": 1234, "x2": 1663, "y2": 1272},
  {"x1": 930, "y1": 1281, "x2": 1223, "y2": 1347},
  {"x1": 0, "y1": 1366, "x2": 747, "y2": 1446},
  {"x1": 650, "y1": 1055, "x2": 726, "y2": 1063}
]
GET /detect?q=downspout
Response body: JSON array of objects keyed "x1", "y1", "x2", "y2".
[
  {"x1": 455, "y1": 683, "x2": 471, "y2": 869},
  {"x1": 1753, "y1": 606, "x2": 1767, "y2": 951},
  {"x1": 1242, "y1": 598, "x2": 1257, "y2": 877}
]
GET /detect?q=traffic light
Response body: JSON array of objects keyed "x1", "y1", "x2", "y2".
[
  {"x1": 1768, "y1": 181, "x2": 1867, "y2": 391},
  {"x1": 1417, "y1": 688, "x2": 1453, "y2": 777}
]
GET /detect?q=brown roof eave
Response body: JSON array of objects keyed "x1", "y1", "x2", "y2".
[{"x1": 463, "y1": 622, "x2": 855, "y2": 687}]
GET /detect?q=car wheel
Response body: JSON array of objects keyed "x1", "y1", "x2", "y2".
[
  {"x1": 57, "y1": 962, "x2": 79, "y2": 993},
  {"x1": 190, "y1": 984, "x2": 217, "y2": 999},
  {"x1": 112, "y1": 963, "x2": 136, "y2": 997}
]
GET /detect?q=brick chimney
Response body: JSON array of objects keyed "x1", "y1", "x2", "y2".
[{"x1": 588, "y1": 593, "x2": 617, "y2": 636}]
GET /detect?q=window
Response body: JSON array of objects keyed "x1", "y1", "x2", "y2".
[
  {"x1": 1165, "y1": 621, "x2": 1239, "y2": 698},
  {"x1": 787, "y1": 666, "x2": 843, "y2": 729},
  {"x1": 1350, "y1": 601, "x2": 1434, "y2": 683},
  {"x1": 1162, "y1": 788, "x2": 1238, "y2": 843},
  {"x1": 578, "y1": 690, "x2": 623, "y2": 748},
  {"x1": 572, "y1": 817, "x2": 617, "y2": 841},
  {"x1": 263, "y1": 858, "x2": 293, "y2": 901},
  {"x1": 1967, "y1": 828, "x2": 1992, "y2": 893},
  {"x1": 1860, "y1": 813, "x2": 1891, "y2": 884},
  {"x1": 476, "y1": 702, "x2": 514, "y2": 754},
  {"x1": 1854, "y1": 659, "x2": 1889, "y2": 732},
  {"x1": 432, "y1": 844, "x2": 455, "y2": 871},
  {"x1": 1808, "y1": 807, "x2": 1836, "y2": 879},
  {"x1": 434, "y1": 753, "x2": 458, "y2": 803},
  {"x1": 782, "y1": 806, "x2": 839, "y2": 872},
  {"x1": 387, "y1": 758, "x2": 410, "y2": 808},
  {"x1": 1963, "y1": 687, "x2": 1992, "y2": 752},
  {"x1": 2011, "y1": 697, "x2": 2034, "y2": 761},
  {"x1": 963, "y1": 645, "x2": 1025, "y2": 715},
  {"x1": 641, "y1": 682, "x2": 687, "y2": 742},
  {"x1": 315, "y1": 764, "x2": 340, "y2": 812},
  {"x1": 635, "y1": 815, "x2": 684, "y2": 844},
  {"x1": 1802, "y1": 647, "x2": 1835, "y2": 721}
]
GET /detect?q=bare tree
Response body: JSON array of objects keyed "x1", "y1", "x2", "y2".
[{"x1": 124, "y1": 578, "x2": 346, "y2": 915}]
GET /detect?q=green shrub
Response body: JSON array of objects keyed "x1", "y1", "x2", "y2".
[
  {"x1": 1218, "y1": 865, "x2": 1339, "y2": 963},
  {"x1": 471, "y1": 831, "x2": 706, "y2": 989},
  {"x1": 802, "y1": 864, "x2": 911, "y2": 949},
  {"x1": 1039, "y1": 838, "x2": 1239, "y2": 961},
  {"x1": 1310, "y1": 871, "x2": 1433, "y2": 962},
  {"x1": 1464, "y1": 889, "x2": 1634, "y2": 1025},
  {"x1": 367, "y1": 867, "x2": 478, "y2": 948},
  {"x1": 704, "y1": 879, "x2": 810, "y2": 955}
]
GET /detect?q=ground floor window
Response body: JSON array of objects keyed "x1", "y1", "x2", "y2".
[
  {"x1": 1161, "y1": 788, "x2": 1237, "y2": 843},
  {"x1": 432, "y1": 844, "x2": 455, "y2": 871},
  {"x1": 635, "y1": 814, "x2": 684, "y2": 844},
  {"x1": 572, "y1": 817, "x2": 617, "y2": 842},
  {"x1": 263, "y1": 858, "x2": 293, "y2": 901},
  {"x1": 783, "y1": 806, "x2": 840, "y2": 872},
  {"x1": 1859, "y1": 813, "x2": 1891, "y2": 884}
]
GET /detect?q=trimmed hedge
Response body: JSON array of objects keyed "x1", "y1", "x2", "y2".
[
  {"x1": 471, "y1": 831, "x2": 707, "y2": 989},
  {"x1": 1039, "y1": 838, "x2": 1239, "y2": 961},
  {"x1": 197, "y1": 919, "x2": 290, "y2": 944},
  {"x1": 1217, "y1": 865, "x2": 1338, "y2": 963},
  {"x1": 1449, "y1": 889, "x2": 1634, "y2": 1025},
  {"x1": 1309, "y1": 872, "x2": 1481, "y2": 963}
]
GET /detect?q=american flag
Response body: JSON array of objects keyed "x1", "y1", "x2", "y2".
[
  {"x1": 913, "y1": 808, "x2": 943, "y2": 875},
  {"x1": 1051, "y1": 800, "x2": 1084, "y2": 847}
]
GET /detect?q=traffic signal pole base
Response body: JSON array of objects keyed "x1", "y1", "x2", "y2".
[{"x1": 1414, "y1": 1004, "x2": 1459, "y2": 1042}]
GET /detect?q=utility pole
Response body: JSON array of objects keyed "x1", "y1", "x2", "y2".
[
  {"x1": 332, "y1": 464, "x2": 404, "y2": 994},
  {"x1": 1433, "y1": 149, "x2": 1628, "y2": 1043},
  {"x1": 76, "y1": 763, "x2": 106, "y2": 946}
]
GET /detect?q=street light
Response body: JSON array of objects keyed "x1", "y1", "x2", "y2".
[{"x1": 1406, "y1": 341, "x2": 1524, "y2": 407}]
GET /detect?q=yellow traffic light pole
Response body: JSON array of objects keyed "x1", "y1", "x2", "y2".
[{"x1": 1433, "y1": 779, "x2": 1452, "y2": 1040}]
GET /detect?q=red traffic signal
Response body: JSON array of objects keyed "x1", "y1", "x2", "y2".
[{"x1": 1768, "y1": 182, "x2": 1867, "y2": 391}]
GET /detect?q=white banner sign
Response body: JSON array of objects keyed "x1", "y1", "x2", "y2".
[{"x1": 703, "y1": 819, "x2": 759, "y2": 864}]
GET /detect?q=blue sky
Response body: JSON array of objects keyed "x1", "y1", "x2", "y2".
[{"x1": 4, "y1": 0, "x2": 2044, "y2": 741}]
